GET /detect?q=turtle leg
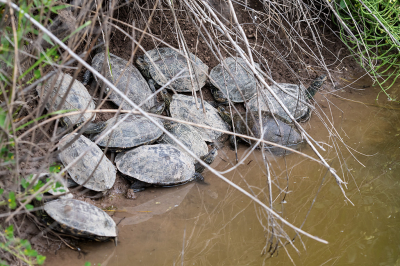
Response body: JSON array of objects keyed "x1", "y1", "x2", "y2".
[
  {"x1": 86, "y1": 190, "x2": 108, "y2": 199},
  {"x1": 193, "y1": 172, "x2": 208, "y2": 185},
  {"x1": 194, "y1": 162, "x2": 205, "y2": 174},
  {"x1": 82, "y1": 70, "x2": 92, "y2": 86},
  {"x1": 148, "y1": 78, "x2": 157, "y2": 93},
  {"x1": 131, "y1": 180, "x2": 151, "y2": 192},
  {"x1": 80, "y1": 121, "x2": 107, "y2": 134},
  {"x1": 298, "y1": 107, "x2": 311, "y2": 123}
]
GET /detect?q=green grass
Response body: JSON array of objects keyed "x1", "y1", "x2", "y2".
[{"x1": 335, "y1": 0, "x2": 400, "y2": 101}]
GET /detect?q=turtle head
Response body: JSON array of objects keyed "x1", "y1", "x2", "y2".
[
  {"x1": 149, "y1": 102, "x2": 165, "y2": 115},
  {"x1": 202, "y1": 148, "x2": 218, "y2": 164},
  {"x1": 135, "y1": 55, "x2": 150, "y2": 78},
  {"x1": 163, "y1": 120, "x2": 176, "y2": 131},
  {"x1": 217, "y1": 106, "x2": 232, "y2": 125},
  {"x1": 160, "y1": 89, "x2": 172, "y2": 106},
  {"x1": 306, "y1": 75, "x2": 327, "y2": 99}
]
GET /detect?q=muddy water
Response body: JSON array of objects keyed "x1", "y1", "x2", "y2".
[{"x1": 45, "y1": 77, "x2": 400, "y2": 265}]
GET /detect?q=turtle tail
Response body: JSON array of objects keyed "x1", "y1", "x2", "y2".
[{"x1": 305, "y1": 75, "x2": 327, "y2": 99}]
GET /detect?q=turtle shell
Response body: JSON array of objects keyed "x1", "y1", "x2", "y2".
[
  {"x1": 246, "y1": 83, "x2": 309, "y2": 122},
  {"x1": 58, "y1": 133, "x2": 116, "y2": 192},
  {"x1": 158, "y1": 122, "x2": 208, "y2": 162},
  {"x1": 170, "y1": 94, "x2": 229, "y2": 142},
  {"x1": 209, "y1": 57, "x2": 258, "y2": 103},
  {"x1": 92, "y1": 114, "x2": 164, "y2": 151},
  {"x1": 38, "y1": 73, "x2": 95, "y2": 127},
  {"x1": 91, "y1": 53, "x2": 156, "y2": 111},
  {"x1": 43, "y1": 199, "x2": 117, "y2": 240},
  {"x1": 115, "y1": 144, "x2": 195, "y2": 186},
  {"x1": 138, "y1": 47, "x2": 208, "y2": 92},
  {"x1": 233, "y1": 111, "x2": 303, "y2": 151}
]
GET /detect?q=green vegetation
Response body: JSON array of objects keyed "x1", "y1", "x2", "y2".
[
  {"x1": 335, "y1": 0, "x2": 400, "y2": 100},
  {"x1": 0, "y1": 225, "x2": 45, "y2": 266}
]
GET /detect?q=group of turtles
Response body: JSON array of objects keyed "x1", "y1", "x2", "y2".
[{"x1": 34, "y1": 45, "x2": 326, "y2": 242}]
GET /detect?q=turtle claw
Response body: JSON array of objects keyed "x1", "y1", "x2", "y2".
[{"x1": 193, "y1": 172, "x2": 208, "y2": 185}]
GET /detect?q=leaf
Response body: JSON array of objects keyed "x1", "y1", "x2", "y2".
[
  {"x1": 25, "y1": 249, "x2": 38, "y2": 257},
  {"x1": 20, "y1": 239, "x2": 31, "y2": 249},
  {"x1": 49, "y1": 164, "x2": 61, "y2": 173},
  {"x1": 35, "y1": 194, "x2": 43, "y2": 201},
  {"x1": 61, "y1": 21, "x2": 92, "y2": 42},
  {"x1": 5, "y1": 225, "x2": 13, "y2": 239},
  {"x1": 0, "y1": 107, "x2": 6, "y2": 128},
  {"x1": 84, "y1": 262, "x2": 91, "y2": 266},
  {"x1": 50, "y1": 5, "x2": 67, "y2": 12},
  {"x1": 42, "y1": 34, "x2": 54, "y2": 45},
  {"x1": 21, "y1": 179, "x2": 29, "y2": 189},
  {"x1": 36, "y1": 255, "x2": 46, "y2": 265},
  {"x1": 26, "y1": 204, "x2": 34, "y2": 210},
  {"x1": 34, "y1": 69, "x2": 41, "y2": 79},
  {"x1": 0, "y1": 188, "x2": 3, "y2": 195},
  {"x1": 8, "y1": 192, "x2": 16, "y2": 209}
]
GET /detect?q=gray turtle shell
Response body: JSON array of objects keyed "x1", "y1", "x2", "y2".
[
  {"x1": 92, "y1": 114, "x2": 164, "y2": 151},
  {"x1": 170, "y1": 94, "x2": 230, "y2": 142},
  {"x1": 44, "y1": 199, "x2": 117, "y2": 239},
  {"x1": 246, "y1": 83, "x2": 309, "y2": 122},
  {"x1": 115, "y1": 144, "x2": 195, "y2": 185},
  {"x1": 91, "y1": 53, "x2": 156, "y2": 111},
  {"x1": 58, "y1": 133, "x2": 116, "y2": 192},
  {"x1": 209, "y1": 57, "x2": 258, "y2": 103},
  {"x1": 140, "y1": 47, "x2": 208, "y2": 92},
  {"x1": 158, "y1": 122, "x2": 208, "y2": 162},
  {"x1": 38, "y1": 73, "x2": 95, "y2": 127}
]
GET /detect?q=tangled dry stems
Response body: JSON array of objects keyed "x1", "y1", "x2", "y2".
[{"x1": 0, "y1": 0, "x2": 364, "y2": 263}]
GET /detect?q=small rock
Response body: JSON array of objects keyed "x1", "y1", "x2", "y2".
[{"x1": 126, "y1": 189, "x2": 137, "y2": 200}]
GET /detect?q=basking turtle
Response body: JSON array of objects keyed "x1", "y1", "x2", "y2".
[
  {"x1": 217, "y1": 107, "x2": 304, "y2": 154},
  {"x1": 136, "y1": 47, "x2": 208, "y2": 92},
  {"x1": 116, "y1": 144, "x2": 213, "y2": 192},
  {"x1": 209, "y1": 57, "x2": 259, "y2": 104},
  {"x1": 169, "y1": 94, "x2": 230, "y2": 142},
  {"x1": 84, "y1": 48, "x2": 156, "y2": 111},
  {"x1": 90, "y1": 113, "x2": 164, "y2": 152},
  {"x1": 37, "y1": 73, "x2": 96, "y2": 128},
  {"x1": 158, "y1": 121, "x2": 209, "y2": 162},
  {"x1": 58, "y1": 133, "x2": 116, "y2": 193},
  {"x1": 246, "y1": 75, "x2": 327, "y2": 122},
  {"x1": 41, "y1": 199, "x2": 117, "y2": 241}
]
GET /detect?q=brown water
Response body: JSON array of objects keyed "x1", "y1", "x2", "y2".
[{"x1": 45, "y1": 77, "x2": 400, "y2": 266}]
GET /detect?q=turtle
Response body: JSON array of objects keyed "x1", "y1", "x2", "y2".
[
  {"x1": 90, "y1": 113, "x2": 165, "y2": 152},
  {"x1": 217, "y1": 107, "x2": 304, "y2": 155},
  {"x1": 37, "y1": 72, "x2": 96, "y2": 128},
  {"x1": 136, "y1": 47, "x2": 209, "y2": 93},
  {"x1": 40, "y1": 199, "x2": 117, "y2": 242},
  {"x1": 246, "y1": 75, "x2": 327, "y2": 122},
  {"x1": 158, "y1": 120, "x2": 209, "y2": 162},
  {"x1": 84, "y1": 47, "x2": 156, "y2": 111},
  {"x1": 169, "y1": 94, "x2": 230, "y2": 142},
  {"x1": 115, "y1": 144, "x2": 215, "y2": 192},
  {"x1": 58, "y1": 133, "x2": 116, "y2": 193},
  {"x1": 209, "y1": 57, "x2": 259, "y2": 104}
]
